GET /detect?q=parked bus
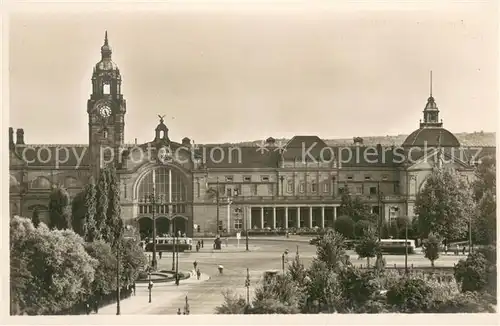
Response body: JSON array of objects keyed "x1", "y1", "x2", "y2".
[
  {"x1": 144, "y1": 237, "x2": 193, "y2": 252},
  {"x1": 379, "y1": 239, "x2": 415, "y2": 254}
]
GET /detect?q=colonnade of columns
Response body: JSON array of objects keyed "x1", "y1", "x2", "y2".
[{"x1": 248, "y1": 206, "x2": 338, "y2": 229}]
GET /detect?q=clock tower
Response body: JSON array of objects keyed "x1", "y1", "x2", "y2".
[{"x1": 87, "y1": 31, "x2": 126, "y2": 175}]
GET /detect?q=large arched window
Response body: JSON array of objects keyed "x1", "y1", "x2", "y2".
[{"x1": 137, "y1": 167, "x2": 187, "y2": 202}]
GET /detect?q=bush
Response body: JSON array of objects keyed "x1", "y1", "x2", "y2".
[
  {"x1": 334, "y1": 216, "x2": 355, "y2": 239},
  {"x1": 454, "y1": 252, "x2": 491, "y2": 293},
  {"x1": 215, "y1": 289, "x2": 247, "y2": 314},
  {"x1": 338, "y1": 266, "x2": 380, "y2": 310},
  {"x1": 431, "y1": 292, "x2": 496, "y2": 313},
  {"x1": 386, "y1": 277, "x2": 433, "y2": 312}
]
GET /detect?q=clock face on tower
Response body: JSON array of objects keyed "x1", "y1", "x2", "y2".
[{"x1": 99, "y1": 105, "x2": 111, "y2": 118}]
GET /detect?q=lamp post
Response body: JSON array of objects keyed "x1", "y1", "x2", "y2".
[
  {"x1": 172, "y1": 219, "x2": 176, "y2": 271},
  {"x1": 245, "y1": 268, "x2": 250, "y2": 305},
  {"x1": 184, "y1": 295, "x2": 190, "y2": 315},
  {"x1": 145, "y1": 193, "x2": 163, "y2": 270},
  {"x1": 377, "y1": 182, "x2": 383, "y2": 242},
  {"x1": 216, "y1": 177, "x2": 220, "y2": 236},
  {"x1": 404, "y1": 218, "x2": 408, "y2": 274},
  {"x1": 148, "y1": 271, "x2": 152, "y2": 303},
  {"x1": 175, "y1": 235, "x2": 180, "y2": 286}
]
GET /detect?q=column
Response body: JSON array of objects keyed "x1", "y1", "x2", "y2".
[
  {"x1": 284, "y1": 206, "x2": 289, "y2": 229},
  {"x1": 168, "y1": 169, "x2": 172, "y2": 213},
  {"x1": 227, "y1": 202, "x2": 231, "y2": 233},
  {"x1": 260, "y1": 206, "x2": 264, "y2": 228},
  {"x1": 309, "y1": 206, "x2": 313, "y2": 228},
  {"x1": 272, "y1": 206, "x2": 277, "y2": 229},
  {"x1": 321, "y1": 206, "x2": 325, "y2": 228},
  {"x1": 297, "y1": 207, "x2": 301, "y2": 228},
  {"x1": 333, "y1": 206, "x2": 337, "y2": 221}
]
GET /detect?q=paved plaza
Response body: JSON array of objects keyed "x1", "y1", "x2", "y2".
[{"x1": 99, "y1": 239, "x2": 465, "y2": 315}]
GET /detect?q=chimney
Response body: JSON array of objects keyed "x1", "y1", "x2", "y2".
[
  {"x1": 9, "y1": 127, "x2": 14, "y2": 148},
  {"x1": 353, "y1": 137, "x2": 363, "y2": 146},
  {"x1": 182, "y1": 137, "x2": 191, "y2": 147},
  {"x1": 266, "y1": 137, "x2": 276, "y2": 146},
  {"x1": 16, "y1": 128, "x2": 25, "y2": 145}
]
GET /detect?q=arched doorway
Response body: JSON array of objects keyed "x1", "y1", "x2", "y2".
[
  {"x1": 156, "y1": 217, "x2": 170, "y2": 236},
  {"x1": 171, "y1": 215, "x2": 188, "y2": 236},
  {"x1": 138, "y1": 217, "x2": 152, "y2": 240}
]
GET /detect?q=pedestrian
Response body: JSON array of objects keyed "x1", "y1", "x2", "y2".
[
  {"x1": 197, "y1": 268, "x2": 201, "y2": 280},
  {"x1": 196, "y1": 244, "x2": 200, "y2": 252},
  {"x1": 85, "y1": 302, "x2": 90, "y2": 315},
  {"x1": 218, "y1": 265, "x2": 224, "y2": 275},
  {"x1": 225, "y1": 237, "x2": 229, "y2": 247},
  {"x1": 93, "y1": 299, "x2": 99, "y2": 314},
  {"x1": 455, "y1": 245, "x2": 459, "y2": 256},
  {"x1": 159, "y1": 251, "x2": 162, "y2": 259},
  {"x1": 177, "y1": 308, "x2": 182, "y2": 315},
  {"x1": 132, "y1": 282, "x2": 136, "y2": 296},
  {"x1": 201, "y1": 239, "x2": 204, "y2": 248},
  {"x1": 194, "y1": 260, "x2": 198, "y2": 271},
  {"x1": 462, "y1": 246, "x2": 466, "y2": 255},
  {"x1": 444, "y1": 245, "x2": 448, "y2": 255}
]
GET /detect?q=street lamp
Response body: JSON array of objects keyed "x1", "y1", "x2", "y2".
[
  {"x1": 175, "y1": 234, "x2": 180, "y2": 286},
  {"x1": 148, "y1": 271, "x2": 153, "y2": 303},
  {"x1": 216, "y1": 177, "x2": 220, "y2": 236},
  {"x1": 172, "y1": 219, "x2": 176, "y2": 272},
  {"x1": 144, "y1": 193, "x2": 163, "y2": 270},
  {"x1": 184, "y1": 295, "x2": 190, "y2": 315},
  {"x1": 245, "y1": 268, "x2": 250, "y2": 305}
]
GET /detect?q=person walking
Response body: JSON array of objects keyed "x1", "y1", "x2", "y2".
[
  {"x1": 462, "y1": 246, "x2": 466, "y2": 255},
  {"x1": 197, "y1": 268, "x2": 201, "y2": 280},
  {"x1": 159, "y1": 251, "x2": 162, "y2": 259},
  {"x1": 193, "y1": 260, "x2": 198, "y2": 271},
  {"x1": 132, "y1": 282, "x2": 136, "y2": 296},
  {"x1": 85, "y1": 302, "x2": 91, "y2": 315},
  {"x1": 218, "y1": 265, "x2": 224, "y2": 275},
  {"x1": 201, "y1": 239, "x2": 204, "y2": 248}
]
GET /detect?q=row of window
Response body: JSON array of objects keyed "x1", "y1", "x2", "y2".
[
  {"x1": 138, "y1": 204, "x2": 187, "y2": 214},
  {"x1": 222, "y1": 175, "x2": 390, "y2": 183},
  {"x1": 224, "y1": 176, "x2": 270, "y2": 182}
]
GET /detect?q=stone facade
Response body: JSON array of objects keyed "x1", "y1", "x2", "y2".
[{"x1": 9, "y1": 33, "x2": 495, "y2": 238}]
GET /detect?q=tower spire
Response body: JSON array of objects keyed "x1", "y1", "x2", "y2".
[
  {"x1": 430, "y1": 70, "x2": 433, "y2": 97},
  {"x1": 104, "y1": 30, "x2": 108, "y2": 46}
]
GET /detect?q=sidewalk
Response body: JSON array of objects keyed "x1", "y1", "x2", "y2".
[
  {"x1": 97, "y1": 272, "x2": 209, "y2": 315},
  {"x1": 194, "y1": 235, "x2": 311, "y2": 242}
]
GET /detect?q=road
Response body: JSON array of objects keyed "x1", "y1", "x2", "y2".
[{"x1": 138, "y1": 239, "x2": 464, "y2": 315}]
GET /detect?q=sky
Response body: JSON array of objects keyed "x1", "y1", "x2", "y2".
[{"x1": 8, "y1": 1, "x2": 498, "y2": 145}]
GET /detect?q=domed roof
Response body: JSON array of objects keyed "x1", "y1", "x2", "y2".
[
  {"x1": 95, "y1": 60, "x2": 119, "y2": 71},
  {"x1": 402, "y1": 127, "x2": 460, "y2": 147}
]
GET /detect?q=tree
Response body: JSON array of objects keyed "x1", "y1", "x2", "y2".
[
  {"x1": 84, "y1": 240, "x2": 117, "y2": 298},
  {"x1": 119, "y1": 237, "x2": 147, "y2": 285},
  {"x1": 31, "y1": 207, "x2": 40, "y2": 228},
  {"x1": 338, "y1": 186, "x2": 372, "y2": 222},
  {"x1": 303, "y1": 260, "x2": 341, "y2": 313},
  {"x1": 95, "y1": 168, "x2": 110, "y2": 240},
  {"x1": 354, "y1": 219, "x2": 374, "y2": 239},
  {"x1": 334, "y1": 216, "x2": 354, "y2": 239},
  {"x1": 454, "y1": 251, "x2": 491, "y2": 293},
  {"x1": 71, "y1": 191, "x2": 86, "y2": 236},
  {"x1": 422, "y1": 233, "x2": 441, "y2": 267},
  {"x1": 472, "y1": 156, "x2": 495, "y2": 202},
  {"x1": 472, "y1": 190, "x2": 496, "y2": 245},
  {"x1": 83, "y1": 176, "x2": 99, "y2": 242},
  {"x1": 314, "y1": 230, "x2": 347, "y2": 271},
  {"x1": 337, "y1": 266, "x2": 380, "y2": 310},
  {"x1": 104, "y1": 166, "x2": 124, "y2": 247},
  {"x1": 414, "y1": 169, "x2": 473, "y2": 240},
  {"x1": 355, "y1": 228, "x2": 380, "y2": 267},
  {"x1": 288, "y1": 252, "x2": 307, "y2": 285},
  {"x1": 10, "y1": 217, "x2": 96, "y2": 315},
  {"x1": 48, "y1": 186, "x2": 72, "y2": 230},
  {"x1": 250, "y1": 274, "x2": 303, "y2": 314}
]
